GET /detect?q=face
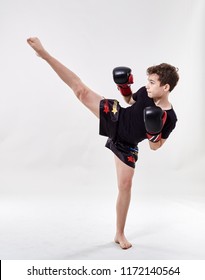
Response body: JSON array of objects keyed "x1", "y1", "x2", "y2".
[{"x1": 146, "y1": 74, "x2": 169, "y2": 99}]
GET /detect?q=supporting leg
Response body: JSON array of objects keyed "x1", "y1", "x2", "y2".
[{"x1": 114, "y1": 155, "x2": 135, "y2": 249}]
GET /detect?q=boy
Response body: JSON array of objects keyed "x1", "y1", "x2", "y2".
[{"x1": 27, "y1": 37, "x2": 179, "y2": 249}]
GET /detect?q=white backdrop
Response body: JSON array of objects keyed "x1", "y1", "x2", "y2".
[{"x1": 0, "y1": 0, "x2": 205, "y2": 259}]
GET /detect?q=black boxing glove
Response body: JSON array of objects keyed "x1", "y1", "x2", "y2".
[
  {"x1": 143, "y1": 106, "x2": 167, "y2": 142},
  {"x1": 113, "y1": 66, "x2": 133, "y2": 96}
]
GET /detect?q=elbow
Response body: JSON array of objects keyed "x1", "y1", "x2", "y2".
[
  {"x1": 150, "y1": 145, "x2": 159, "y2": 151},
  {"x1": 149, "y1": 138, "x2": 165, "y2": 151},
  {"x1": 149, "y1": 142, "x2": 162, "y2": 151},
  {"x1": 73, "y1": 82, "x2": 87, "y2": 101}
]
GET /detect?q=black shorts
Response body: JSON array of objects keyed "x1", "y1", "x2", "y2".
[{"x1": 99, "y1": 99, "x2": 139, "y2": 168}]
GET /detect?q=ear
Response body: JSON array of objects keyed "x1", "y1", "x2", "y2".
[{"x1": 163, "y1": 84, "x2": 170, "y2": 92}]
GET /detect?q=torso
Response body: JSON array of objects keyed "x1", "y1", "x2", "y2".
[{"x1": 117, "y1": 86, "x2": 177, "y2": 146}]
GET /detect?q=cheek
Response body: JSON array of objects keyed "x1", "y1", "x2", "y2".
[
  {"x1": 150, "y1": 87, "x2": 157, "y2": 94},
  {"x1": 152, "y1": 86, "x2": 159, "y2": 94}
]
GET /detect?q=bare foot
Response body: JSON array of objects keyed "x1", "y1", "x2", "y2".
[
  {"x1": 114, "y1": 234, "x2": 132, "y2": 249},
  {"x1": 27, "y1": 37, "x2": 49, "y2": 59}
]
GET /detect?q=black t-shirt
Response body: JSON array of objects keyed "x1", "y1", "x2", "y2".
[{"x1": 116, "y1": 86, "x2": 177, "y2": 146}]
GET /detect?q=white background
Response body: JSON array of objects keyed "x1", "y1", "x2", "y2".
[{"x1": 0, "y1": 0, "x2": 205, "y2": 259}]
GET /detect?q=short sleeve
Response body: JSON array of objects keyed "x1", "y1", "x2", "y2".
[
  {"x1": 132, "y1": 86, "x2": 147, "y2": 101},
  {"x1": 161, "y1": 110, "x2": 177, "y2": 139}
]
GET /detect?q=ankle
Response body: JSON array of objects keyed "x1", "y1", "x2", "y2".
[{"x1": 115, "y1": 231, "x2": 125, "y2": 237}]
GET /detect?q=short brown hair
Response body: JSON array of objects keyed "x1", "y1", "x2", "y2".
[{"x1": 147, "y1": 63, "x2": 179, "y2": 92}]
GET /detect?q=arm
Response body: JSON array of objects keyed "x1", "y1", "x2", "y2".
[{"x1": 123, "y1": 94, "x2": 136, "y2": 105}]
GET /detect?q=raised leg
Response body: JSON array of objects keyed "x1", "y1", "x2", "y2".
[{"x1": 27, "y1": 37, "x2": 103, "y2": 118}]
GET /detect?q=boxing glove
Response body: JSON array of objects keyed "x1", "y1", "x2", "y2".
[
  {"x1": 113, "y1": 66, "x2": 133, "y2": 96},
  {"x1": 143, "y1": 106, "x2": 167, "y2": 142}
]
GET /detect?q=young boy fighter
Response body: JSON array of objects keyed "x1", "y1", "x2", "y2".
[{"x1": 27, "y1": 37, "x2": 179, "y2": 249}]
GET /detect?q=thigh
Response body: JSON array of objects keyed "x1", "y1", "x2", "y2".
[
  {"x1": 114, "y1": 155, "x2": 135, "y2": 188},
  {"x1": 80, "y1": 87, "x2": 103, "y2": 118}
]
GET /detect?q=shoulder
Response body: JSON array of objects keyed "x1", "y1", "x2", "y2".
[{"x1": 132, "y1": 86, "x2": 147, "y2": 101}]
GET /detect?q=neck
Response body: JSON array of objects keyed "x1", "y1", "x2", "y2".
[{"x1": 153, "y1": 93, "x2": 172, "y2": 110}]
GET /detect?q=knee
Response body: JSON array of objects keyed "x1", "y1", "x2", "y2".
[
  {"x1": 118, "y1": 179, "x2": 132, "y2": 193},
  {"x1": 74, "y1": 84, "x2": 88, "y2": 103}
]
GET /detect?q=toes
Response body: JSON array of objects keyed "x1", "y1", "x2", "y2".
[
  {"x1": 115, "y1": 239, "x2": 132, "y2": 249},
  {"x1": 114, "y1": 235, "x2": 132, "y2": 249},
  {"x1": 121, "y1": 242, "x2": 132, "y2": 250}
]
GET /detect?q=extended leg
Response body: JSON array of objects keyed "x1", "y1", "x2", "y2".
[{"x1": 27, "y1": 37, "x2": 103, "y2": 118}]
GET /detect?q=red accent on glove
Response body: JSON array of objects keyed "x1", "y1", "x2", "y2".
[
  {"x1": 146, "y1": 132, "x2": 162, "y2": 142},
  {"x1": 146, "y1": 111, "x2": 167, "y2": 142},
  {"x1": 117, "y1": 74, "x2": 133, "y2": 96}
]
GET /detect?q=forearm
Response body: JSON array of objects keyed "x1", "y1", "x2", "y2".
[
  {"x1": 123, "y1": 95, "x2": 131, "y2": 104},
  {"x1": 123, "y1": 94, "x2": 136, "y2": 105}
]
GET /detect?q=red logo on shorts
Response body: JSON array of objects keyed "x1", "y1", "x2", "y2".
[
  {"x1": 127, "y1": 156, "x2": 135, "y2": 163},
  {"x1": 103, "y1": 100, "x2": 110, "y2": 114}
]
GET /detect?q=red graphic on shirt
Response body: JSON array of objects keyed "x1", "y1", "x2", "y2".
[
  {"x1": 127, "y1": 156, "x2": 135, "y2": 163},
  {"x1": 103, "y1": 100, "x2": 110, "y2": 114}
]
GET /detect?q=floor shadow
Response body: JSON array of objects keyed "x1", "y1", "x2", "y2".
[{"x1": 63, "y1": 241, "x2": 117, "y2": 259}]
